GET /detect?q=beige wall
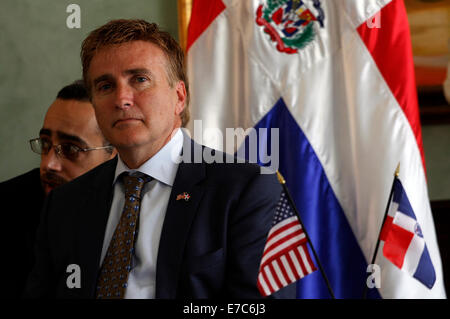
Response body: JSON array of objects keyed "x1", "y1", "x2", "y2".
[{"x1": 422, "y1": 125, "x2": 450, "y2": 200}]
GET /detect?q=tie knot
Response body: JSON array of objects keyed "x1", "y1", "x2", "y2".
[{"x1": 123, "y1": 172, "x2": 152, "y2": 198}]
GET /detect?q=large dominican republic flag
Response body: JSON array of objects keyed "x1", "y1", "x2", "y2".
[{"x1": 186, "y1": 0, "x2": 446, "y2": 298}]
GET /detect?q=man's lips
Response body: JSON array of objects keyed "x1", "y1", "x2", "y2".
[
  {"x1": 41, "y1": 179, "x2": 63, "y2": 194},
  {"x1": 113, "y1": 118, "x2": 142, "y2": 126},
  {"x1": 42, "y1": 179, "x2": 61, "y2": 189},
  {"x1": 41, "y1": 172, "x2": 67, "y2": 194}
]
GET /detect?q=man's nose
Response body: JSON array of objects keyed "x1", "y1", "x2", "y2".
[
  {"x1": 41, "y1": 148, "x2": 63, "y2": 172},
  {"x1": 114, "y1": 83, "x2": 134, "y2": 109}
]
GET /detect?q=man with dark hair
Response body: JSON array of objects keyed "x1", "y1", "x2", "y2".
[
  {"x1": 0, "y1": 80, "x2": 116, "y2": 298},
  {"x1": 36, "y1": 80, "x2": 115, "y2": 194},
  {"x1": 56, "y1": 79, "x2": 91, "y2": 101},
  {"x1": 26, "y1": 20, "x2": 295, "y2": 299}
]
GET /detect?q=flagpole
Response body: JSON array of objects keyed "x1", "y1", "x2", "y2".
[
  {"x1": 177, "y1": 0, "x2": 192, "y2": 53},
  {"x1": 276, "y1": 171, "x2": 336, "y2": 299},
  {"x1": 362, "y1": 163, "x2": 400, "y2": 299}
]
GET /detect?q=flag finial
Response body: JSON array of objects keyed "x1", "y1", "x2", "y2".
[
  {"x1": 276, "y1": 171, "x2": 286, "y2": 184},
  {"x1": 395, "y1": 163, "x2": 400, "y2": 177}
]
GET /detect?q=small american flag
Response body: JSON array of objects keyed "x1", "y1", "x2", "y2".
[{"x1": 257, "y1": 191, "x2": 317, "y2": 296}]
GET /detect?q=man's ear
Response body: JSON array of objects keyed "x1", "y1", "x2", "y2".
[
  {"x1": 110, "y1": 148, "x2": 118, "y2": 159},
  {"x1": 174, "y1": 80, "x2": 187, "y2": 116}
]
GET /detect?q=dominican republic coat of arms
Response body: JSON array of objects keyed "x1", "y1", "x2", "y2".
[{"x1": 256, "y1": 0, "x2": 325, "y2": 54}]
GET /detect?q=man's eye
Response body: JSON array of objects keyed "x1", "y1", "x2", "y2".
[
  {"x1": 135, "y1": 76, "x2": 148, "y2": 83},
  {"x1": 61, "y1": 144, "x2": 80, "y2": 155},
  {"x1": 40, "y1": 139, "x2": 52, "y2": 151},
  {"x1": 97, "y1": 83, "x2": 112, "y2": 91}
]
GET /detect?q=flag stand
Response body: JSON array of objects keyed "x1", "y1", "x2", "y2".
[
  {"x1": 362, "y1": 163, "x2": 400, "y2": 299},
  {"x1": 276, "y1": 171, "x2": 336, "y2": 299}
]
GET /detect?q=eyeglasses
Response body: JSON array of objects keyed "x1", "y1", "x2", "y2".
[{"x1": 29, "y1": 137, "x2": 113, "y2": 161}]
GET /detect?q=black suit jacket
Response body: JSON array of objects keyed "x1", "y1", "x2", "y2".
[
  {"x1": 0, "y1": 168, "x2": 44, "y2": 298},
  {"x1": 25, "y1": 138, "x2": 295, "y2": 299}
]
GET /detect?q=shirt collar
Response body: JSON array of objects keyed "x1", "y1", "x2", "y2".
[{"x1": 113, "y1": 128, "x2": 183, "y2": 187}]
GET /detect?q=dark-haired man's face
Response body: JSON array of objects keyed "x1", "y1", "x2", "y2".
[
  {"x1": 88, "y1": 40, "x2": 186, "y2": 168},
  {"x1": 39, "y1": 98, "x2": 115, "y2": 194}
]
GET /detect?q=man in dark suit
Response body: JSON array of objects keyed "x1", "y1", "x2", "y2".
[
  {"x1": 0, "y1": 81, "x2": 116, "y2": 298},
  {"x1": 0, "y1": 168, "x2": 43, "y2": 299},
  {"x1": 25, "y1": 20, "x2": 295, "y2": 299}
]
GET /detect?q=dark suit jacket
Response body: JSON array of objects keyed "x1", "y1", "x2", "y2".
[
  {"x1": 25, "y1": 138, "x2": 295, "y2": 299},
  {"x1": 0, "y1": 168, "x2": 45, "y2": 298}
]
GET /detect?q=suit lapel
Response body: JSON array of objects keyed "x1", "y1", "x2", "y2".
[
  {"x1": 155, "y1": 137, "x2": 206, "y2": 298},
  {"x1": 77, "y1": 157, "x2": 117, "y2": 297}
]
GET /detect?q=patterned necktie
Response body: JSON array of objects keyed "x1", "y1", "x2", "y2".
[{"x1": 96, "y1": 172, "x2": 152, "y2": 299}]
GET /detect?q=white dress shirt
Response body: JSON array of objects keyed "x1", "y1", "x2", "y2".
[{"x1": 99, "y1": 129, "x2": 183, "y2": 299}]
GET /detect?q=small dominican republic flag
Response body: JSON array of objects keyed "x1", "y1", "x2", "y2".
[
  {"x1": 257, "y1": 191, "x2": 316, "y2": 296},
  {"x1": 380, "y1": 177, "x2": 436, "y2": 289}
]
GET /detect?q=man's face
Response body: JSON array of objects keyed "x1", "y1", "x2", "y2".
[
  {"x1": 40, "y1": 99, "x2": 114, "y2": 195},
  {"x1": 88, "y1": 40, "x2": 186, "y2": 163}
]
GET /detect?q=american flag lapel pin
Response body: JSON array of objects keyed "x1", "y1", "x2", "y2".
[{"x1": 176, "y1": 192, "x2": 190, "y2": 201}]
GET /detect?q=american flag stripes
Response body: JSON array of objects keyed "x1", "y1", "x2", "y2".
[{"x1": 257, "y1": 191, "x2": 317, "y2": 296}]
